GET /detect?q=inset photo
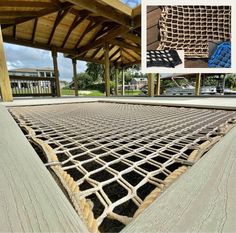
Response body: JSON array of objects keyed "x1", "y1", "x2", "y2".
[{"x1": 142, "y1": 0, "x2": 235, "y2": 73}]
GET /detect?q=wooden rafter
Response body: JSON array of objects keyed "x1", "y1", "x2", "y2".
[
  {"x1": 31, "y1": 18, "x2": 38, "y2": 42},
  {"x1": 109, "y1": 47, "x2": 120, "y2": 61},
  {"x1": 75, "y1": 25, "x2": 126, "y2": 57},
  {"x1": 122, "y1": 48, "x2": 139, "y2": 60},
  {"x1": 13, "y1": 24, "x2": 16, "y2": 40},
  {"x1": 66, "y1": 0, "x2": 131, "y2": 27},
  {"x1": 110, "y1": 39, "x2": 140, "y2": 53},
  {"x1": 61, "y1": 15, "x2": 88, "y2": 48},
  {"x1": 121, "y1": 32, "x2": 141, "y2": 45},
  {"x1": 48, "y1": 7, "x2": 72, "y2": 45}
]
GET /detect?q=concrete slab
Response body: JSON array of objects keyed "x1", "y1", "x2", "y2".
[{"x1": 2, "y1": 96, "x2": 236, "y2": 110}]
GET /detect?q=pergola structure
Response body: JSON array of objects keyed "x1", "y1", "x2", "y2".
[{"x1": 0, "y1": 0, "x2": 141, "y2": 101}]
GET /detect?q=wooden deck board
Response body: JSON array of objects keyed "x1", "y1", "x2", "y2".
[
  {"x1": 122, "y1": 125, "x2": 236, "y2": 232},
  {"x1": 0, "y1": 105, "x2": 89, "y2": 232}
]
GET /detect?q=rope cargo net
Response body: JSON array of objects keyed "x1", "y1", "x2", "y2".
[
  {"x1": 10, "y1": 103, "x2": 236, "y2": 233},
  {"x1": 157, "y1": 6, "x2": 231, "y2": 58}
]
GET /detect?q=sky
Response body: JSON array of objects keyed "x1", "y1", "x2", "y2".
[
  {"x1": 4, "y1": 43, "x2": 87, "y2": 82},
  {"x1": 3, "y1": 0, "x2": 141, "y2": 82}
]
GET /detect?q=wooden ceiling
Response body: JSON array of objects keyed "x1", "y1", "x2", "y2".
[{"x1": 0, "y1": 0, "x2": 141, "y2": 66}]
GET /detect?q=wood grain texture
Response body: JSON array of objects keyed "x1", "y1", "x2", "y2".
[
  {"x1": 0, "y1": 105, "x2": 89, "y2": 233},
  {"x1": 122, "y1": 126, "x2": 236, "y2": 233},
  {"x1": 0, "y1": 26, "x2": 13, "y2": 102}
]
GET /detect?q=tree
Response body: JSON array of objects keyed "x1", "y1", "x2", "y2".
[
  {"x1": 86, "y1": 63, "x2": 104, "y2": 83},
  {"x1": 74, "y1": 72, "x2": 93, "y2": 90}
]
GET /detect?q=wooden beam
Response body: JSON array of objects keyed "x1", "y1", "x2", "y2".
[
  {"x1": 13, "y1": 24, "x2": 16, "y2": 40},
  {"x1": 155, "y1": 73, "x2": 161, "y2": 96},
  {"x1": 51, "y1": 48, "x2": 61, "y2": 97},
  {"x1": 0, "y1": 1, "x2": 58, "y2": 8},
  {"x1": 72, "y1": 58, "x2": 78, "y2": 97},
  {"x1": 121, "y1": 32, "x2": 141, "y2": 45},
  {"x1": 104, "y1": 43, "x2": 110, "y2": 97},
  {"x1": 3, "y1": 35, "x2": 76, "y2": 54},
  {"x1": 110, "y1": 39, "x2": 140, "y2": 53},
  {"x1": 75, "y1": 25, "x2": 126, "y2": 57},
  {"x1": 66, "y1": 0, "x2": 131, "y2": 27},
  {"x1": 98, "y1": 0, "x2": 132, "y2": 16},
  {"x1": 48, "y1": 8, "x2": 71, "y2": 45},
  {"x1": 195, "y1": 73, "x2": 201, "y2": 96},
  {"x1": 148, "y1": 73, "x2": 154, "y2": 97},
  {"x1": 0, "y1": 26, "x2": 13, "y2": 102},
  {"x1": 122, "y1": 48, "x2": 138, "y2": 61}
]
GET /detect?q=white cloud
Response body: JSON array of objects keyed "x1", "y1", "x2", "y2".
[{"x1": 4, "y1": 43, "x2": 87, "y2": 81}]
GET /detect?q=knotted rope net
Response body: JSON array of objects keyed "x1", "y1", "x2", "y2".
[
  {"x1": 10, "y1": 103, "x2": 236, "y2": 232},
  {"x1": 157, "y1": 6, "x2": 231, "y2": 58}
]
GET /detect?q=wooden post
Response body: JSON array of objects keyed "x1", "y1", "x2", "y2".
[
  {"x1": 51, "y1": 48, "x2": 61, "y2": 97},
  {"x1": 104, "y1": 43, "x2": 110, "y2": 97},
  {"x1": 122, "y1": 66, "x2": 125, "y2": 96},
  {"x1": 115, "y1": 67, "x2": 119, "y2": 96},
  {"x1": 195, "y1": 73, "x2": 201, "y2": 96},
  {"x1": 0, "y1": 26, "x2": 13, "y2": 102},
  {"x1": 155, "y1": 73, "x2": 161, "y2": 96},
  {"x1": 72, "y1": 58, "x2": 78, "y2": 96},
  {"x1": 148, "y1": 73, "x2": 154, "y2": 97}
]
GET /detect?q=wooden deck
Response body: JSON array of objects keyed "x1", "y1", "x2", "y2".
[
  {"x1": 122, "y1": 124, "x2": 236, "y2": 232},
  {"x1": 0, "y1": 104, "x2": 89, "y2": 232}
]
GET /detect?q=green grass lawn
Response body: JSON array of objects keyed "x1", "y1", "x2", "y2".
[
  {"x1": 61, "y1": 89, "x2": 142, "y2": 96},
  {"x1": 61, "y1": 89, "x2": 104, "y2": 96}
]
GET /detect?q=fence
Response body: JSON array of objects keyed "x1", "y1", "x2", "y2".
[{"x1": 10, "y1": 75, "x2": 57, "y2": 97}]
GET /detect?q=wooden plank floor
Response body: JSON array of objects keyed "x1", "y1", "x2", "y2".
[
  {"x1": 122, "y1": 125, "x2": 236, "y2": 232},
  {"x1": 0, "y1": 105, "x2": 89, "y2": 232}
]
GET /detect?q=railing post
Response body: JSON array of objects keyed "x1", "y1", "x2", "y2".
[
  {"x1": 72, "y1": 58, "x2": 78, "y2": 97},
  {"x1": 155, "y1": 73, "x2": 161, "y2": 96},
  {"x1": 195, "y1": 73, "x2": 201, "y2": 96},
  {"x1": 51, "y1": 48, "x2": 61, "y2": 97},
  {"x1": 0, "y1": 25, "x2": 13, "y2": 102},
  {"x1": 148, "y1": 73, "x2": 154, "y2": 97}
]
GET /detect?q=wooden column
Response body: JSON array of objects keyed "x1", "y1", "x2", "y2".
[
  {"x1": 155, "y1": 73, "x2": 161, "y2": 96},
  {"x1": 0, "y1": 26, "x2": 13, "y2": 102},
  {"x1": 72, "y1": 58, "x2": 78, "y2": 96},
  {"x1": 104, "y1": 43, "x2": 110, "y2": 97},
  {"x1": 121, "y1": 66, "x2": 125, "y2": 96},
  {"x1": 115, "y1": 67, "x2": 119, "y2": 96},
  {"x1": 148, "y1": 73, "x2": 154, "y2": 97},
  {"x1": 195, "y1": 73, "x2": 201, "y2": 96},
  {"x1": 51, "y1": 48, "x2": 61, "y2": 97}
]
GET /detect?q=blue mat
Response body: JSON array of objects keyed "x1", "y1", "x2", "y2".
[{"x1": 208, "y1": 42, "x2": 231, "y2": 68}]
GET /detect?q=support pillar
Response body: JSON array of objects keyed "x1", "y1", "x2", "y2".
[
  {"x1": 115, "y1": 67, "x2": 119, "y2": 96},
  {"x1": 51, "y1": 48, "x2": 61, "y2": 97},
  {"x1": 148, "y1": 73, "x2": 154, "y2": 97},
  {"x1": 195, "y1": 73, "x2": 201, "y2": 96},
  {"x1": 72, "y1": 58, "x2": 78, "y2": 97},
  {"x1": 0, "y1": 26, "x2": 13, "y2": 102},
  {"x1": 155, "y1": 73, "x2": 161, "y2": 96},
  {"x1": 121, "y1": 66, "x2": 125, "y2": 96},
  {"x1": 104, "y1": 43, "x2": 110, "y2": 97}
]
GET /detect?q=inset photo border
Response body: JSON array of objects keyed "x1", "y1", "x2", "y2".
[{"x1": 141, "y1": 0, "x2": 235, "y2": 73}]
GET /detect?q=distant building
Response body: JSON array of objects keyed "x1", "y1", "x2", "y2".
[
  {"x1": 9, "y1": 68, "x2": 55, "y2": 78},
  {"x1": 130, "y1": 77, "x2": 147, "y2": 90},
  {"x1": 9, "y1": 68, "x2": 55, "y2": 91}
]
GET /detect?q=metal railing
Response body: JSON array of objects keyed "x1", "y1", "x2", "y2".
[{"x1": 10, "y1": 75, "x2": 57, "y2": 97}]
